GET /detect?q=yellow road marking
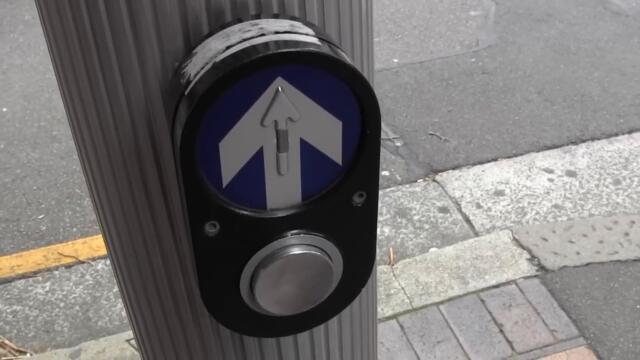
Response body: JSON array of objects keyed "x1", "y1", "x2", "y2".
[{"x1": 0, "y1": 235, "x2": 106, "y2": 279}]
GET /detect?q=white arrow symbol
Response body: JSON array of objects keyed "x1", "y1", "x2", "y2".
[{"x1": 219, "y1": 78, "x2": 342, "y2": 210}]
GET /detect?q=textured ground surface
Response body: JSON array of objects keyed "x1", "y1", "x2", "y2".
[{"x1": 3, "y1": 0, "x2": 640, "y2": 358}]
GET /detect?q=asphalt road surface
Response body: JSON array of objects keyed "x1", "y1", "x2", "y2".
[{"x1": 543, "y1": 262, "x2": 640, "y2": 360}]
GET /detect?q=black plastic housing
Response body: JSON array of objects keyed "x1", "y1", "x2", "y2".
[{"x1": 172, "y1": 22, "x2": 381, "y2": 337}]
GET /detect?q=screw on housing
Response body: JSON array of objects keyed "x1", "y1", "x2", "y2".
[
  {"x1": 204, "y1": 221, "x2": 220, "y2": 237},
  {"x1": 352, "y1": 191, "x2": 367, "y2": 206}
]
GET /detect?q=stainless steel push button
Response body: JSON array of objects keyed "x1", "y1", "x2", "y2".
[
  {"x1": 240, "y1": 234, "x2": 343, "y2": 316},
  {"x1": 253, "y1": 245, "x2": 334, "y2": 315}
]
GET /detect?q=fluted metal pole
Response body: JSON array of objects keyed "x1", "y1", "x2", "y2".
[{"x1": 36, "y1": 1, "x2": 376, "y2": 359}]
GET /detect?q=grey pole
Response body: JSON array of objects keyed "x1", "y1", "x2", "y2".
[{"x1": 35, "y1": 1, "x2": 376, "y2": 359}]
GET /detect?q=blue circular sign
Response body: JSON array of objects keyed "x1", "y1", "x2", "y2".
[{"x1": 197, "y1": 64, "x2": 362, "y2": 211}]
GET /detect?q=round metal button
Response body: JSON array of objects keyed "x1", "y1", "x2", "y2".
[
  {"x1": 240, "y1": 233, "x2": 343, "y2": 317},
  {"x1": 252, "y1": 245, "x2": 335, "y2": 316}
]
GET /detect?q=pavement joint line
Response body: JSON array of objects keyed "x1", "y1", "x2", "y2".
[
  {"x1": 506, "y1": 229, "x2": 545, "y2": 271},
  {"x1": 433, "y1": 177, "x2": 480, "y2": 236},
  {"x1": 434, "y1": 304, "x2": 469, "y2": 358},
  {"x1": 0, "y1": 234, "x2": 106, "y2": 280},
  {"x1": 514, "y1": 280, "x2": 561, "y2": 343},
  {"x1": 394, "y1": 318, "x2": 422, "y2": 360},
  {"x1": 389, "y1": 265, "x2": 416, "y2": 309},
  {"x1": 511, "y1": 231, "x2": 550, "y2": 272},
  {"x1": 477, "y1": 292, "x2": 519, "y2": 354}
]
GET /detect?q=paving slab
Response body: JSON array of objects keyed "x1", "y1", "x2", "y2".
[
  {"x1": 376, "y1": 0, "x2": 640, "y2": 174},
  {"x1": 397, "y1": 307, "x2": 466, "y2": 360},
  {"x1": 0, "y1": 260, "x2": 128, "y2": 352},
  {"x1": 377, "y1": 180, "x2": 475, "y2": 265},
  {"x1": 514, "y1": 215, "x2": 640, "y2": 271},
  {"x1": 393, "y1": 231, "x2": 538, "y2": 309},
  {"x1": 438, "y1": 133, "x2": 640, "y2": 233},
  {"x1": 374, "y1": 0, "x2": 495, "y2": 69},
  {"x1": 543, "y1": 261, "x2": 640, "y2": 360},
  {"x1": 516, "y1": 278, "x2": 579, "y2": 341},
  {"x1": 480, "y1": 285, "x2": 554, "y2": 353},
  {"x1": 378, "y1": 320, "x2": 418, "y2": 360},
  {"x1": 440, "y1": 294, "x2": 513, "y2": 359}
]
